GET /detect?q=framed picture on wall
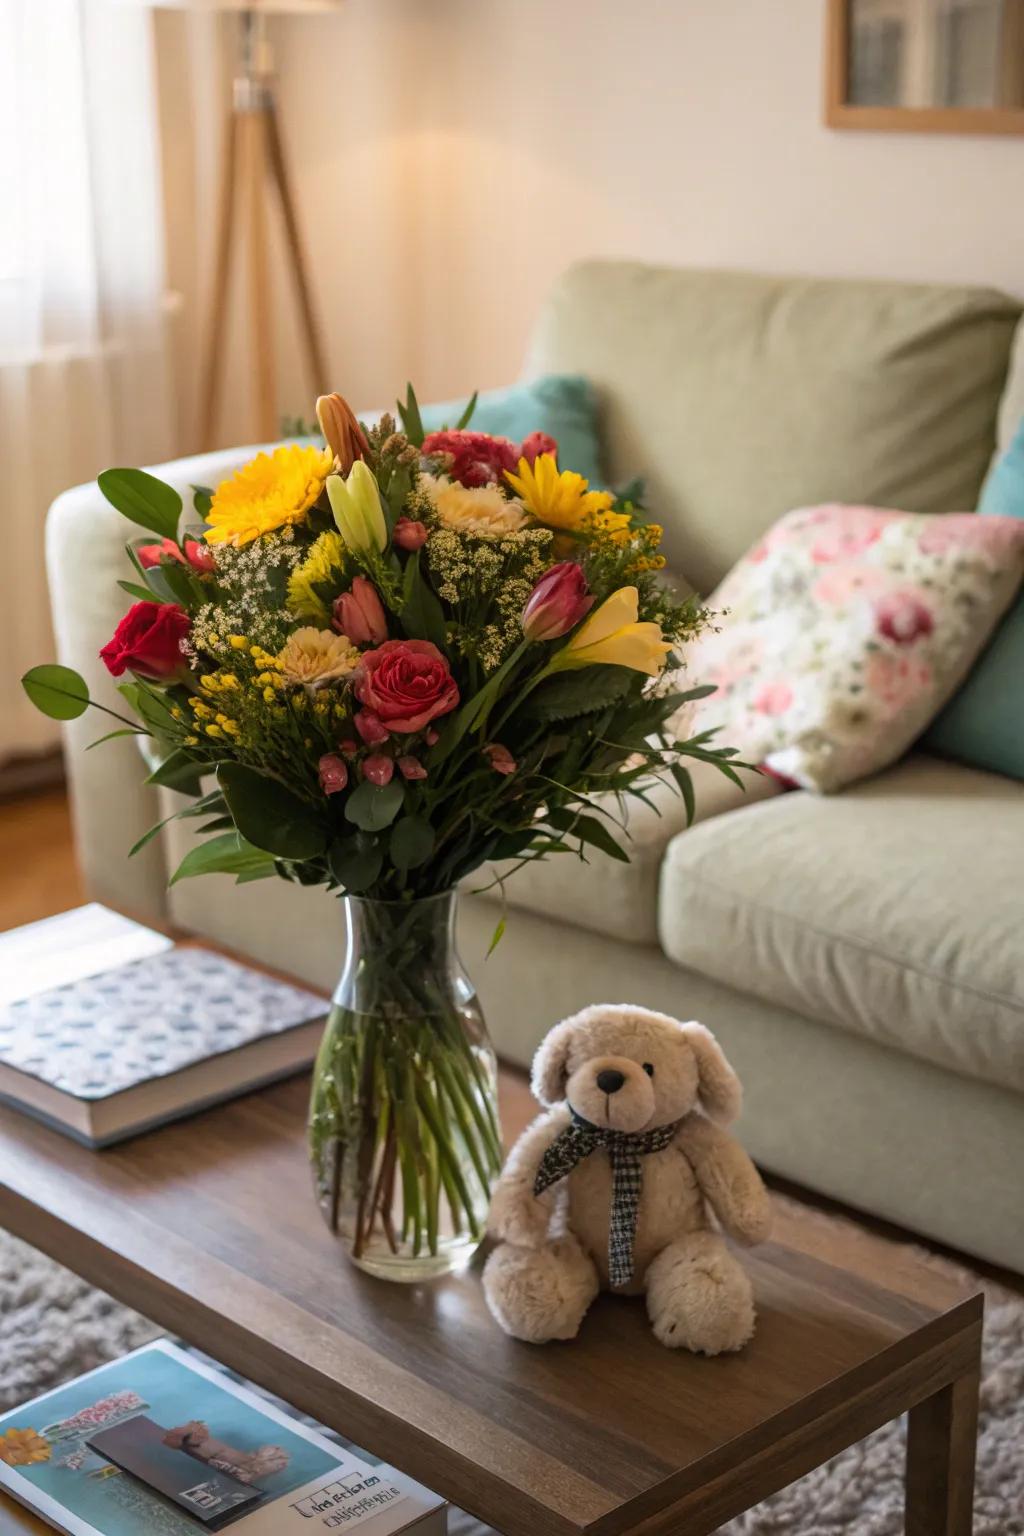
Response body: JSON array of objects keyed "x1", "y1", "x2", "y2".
[{"x1": 825, "y1": 0, "x2": 1024, "y2": 133}]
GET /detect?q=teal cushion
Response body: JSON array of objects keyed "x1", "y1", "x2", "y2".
[
  {"x1": 418, "y1": 375, "x2": 605, "y2": 486},
  {"x1": 924, "y1": 416, "x2": 1024, "y2": 778}
]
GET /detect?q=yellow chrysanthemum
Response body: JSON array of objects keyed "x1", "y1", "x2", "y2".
[
  {"x1": 0, "y1": 1427, "x2": 51, "y2": 1466},
  {"x1": 421, "y1": 474, "x2": 527, "y2": 538},
  {"x1": 277, "y1": 627, "x2": 359, "y2": 689},
  {"x1": 504, "y1": 453, "x2": 615, "y2": 534},
  {"x1": 205, "y1": 444, "x2": 334, "y2": 548},
  {"x1": 287, "y1": 530, "x2": 347, "y2": 620}
]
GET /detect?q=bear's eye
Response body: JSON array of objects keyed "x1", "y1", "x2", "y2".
[{"x1": 642, "y1": 1062, "x2": 654, "y2": 1077}]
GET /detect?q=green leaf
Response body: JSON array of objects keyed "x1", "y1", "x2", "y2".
[
  {"x1": 218, "y1": 762, "x2": 327, "y2": 861},
  {"x1": 169, "y1": 831, "x2": 275, "y2": 886},
  {"x1": 396, "y1": 383, "x2": 425, "y2": 448},
  {"x1": 390, "y1": 815, "x2": 435, "y2": 871},
  {"x1": 344, "y1": 778, "x2": 405, "y2": 832},
  {"x1": 98, "y1": 468, "x2": 182, "y2": 541},
  {"x1": 670, "y1": 763, "x2": 696, "y2": 826},
  {"x1": 526, "y1": 667, "x2": 635, "y2": 723},
  {"x1": 486, "y1": 914, "x2": 506, "y2": 957},
  {"x1": 399, "y1": 551, "x2": 447, "y2": 647},
  {"x1": 21, "y1": 665, "x2": 90, "y2": 721},
  {"x1": 545, "y1": 807, "x2": 629, "y2": 863},
  {"x1": 145, "y1": 748, "x2": 208, "y2": 795},
  {"x1": 328, "y1": 837, "x2": 383, "y2": 892},
  {"x1": 192, "y1": 485, "x2": 213, "y2": 520},
  {"x1": 455, "y1": 390, "x2": 479, "y2": 431},
  {"x1": 118, "y1": 579, "x2": 155, "y2": 602}
]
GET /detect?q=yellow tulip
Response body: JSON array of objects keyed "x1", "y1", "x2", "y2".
[
  {"x1": 327, "y1": 461, "x2": 387, "y2": 556},
  {"x1": 548, "y1": 586, "x2": 672, "y2": 677}
]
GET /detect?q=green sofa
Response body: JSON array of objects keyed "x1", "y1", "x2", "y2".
[{"x1": 47, "y1": 261, "x2": 1024, "y2": 1270}]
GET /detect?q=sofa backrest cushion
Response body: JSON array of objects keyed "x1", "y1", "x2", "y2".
[{"x1": 524, "y1": 261, "x2": 1021, "y2": 594}]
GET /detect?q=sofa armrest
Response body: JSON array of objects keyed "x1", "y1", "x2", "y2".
[{"x1": 44, "y1": 444, "x2": 270, "y2": 923}]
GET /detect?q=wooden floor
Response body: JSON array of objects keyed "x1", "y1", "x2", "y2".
[{"x1": 0, "y1": 788, "x2": 85, "y2": 929}]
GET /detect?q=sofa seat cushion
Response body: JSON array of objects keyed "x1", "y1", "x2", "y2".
[
  {"x1": 471, "y1": 759, "x2": 781, "y2": 947},
  {"x1": 658, "y1": 755, "x2": 1024, "y2": 1092}
]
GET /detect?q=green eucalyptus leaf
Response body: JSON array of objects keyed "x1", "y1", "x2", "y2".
[
  {"x1": 486, "y1": 913, "x2": 506, "y2": 957},
  {"x1": 343, "y1": 778, "x2": 405, "y2": 832},
  {"x1": 86, "y1": 728, "x2": 144, "y2": 751},
  {"x1": 390, "y1": 815, "x2": 435, "y2": 871},
  {"x1": 218, "y1": 762, "x2": 327, "y2": 860},
  {"x1": 328, "y1": 837, "x2": 383, "y2": 892},
  {"x1": 21, "y1": 665, "x2": 90, "y2": 721},
  {"x1": 169, "y1": 830, "x2": 275, "y2": 885},
  {"x1": 192, "y1": 484, "x2": 213, "y2": 520},
  {"x1": 98, "y1": 468, "x2": 182, "y2": 541},
  {"x1": 670, "y1": 762, "x2": 695, "y2": 826}
]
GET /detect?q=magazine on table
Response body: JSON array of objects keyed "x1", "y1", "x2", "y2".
[{"x1": 0, "y1": 1341, "x2": 445, "y2": 1535}]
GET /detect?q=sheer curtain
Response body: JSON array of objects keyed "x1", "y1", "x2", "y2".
[{"x1": 0, "y1": 0, "x2": 175, "y2": 761}]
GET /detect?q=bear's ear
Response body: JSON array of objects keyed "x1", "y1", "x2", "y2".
[
  {"x1": 531, "y1": 1016, "x2": 579, "y2": 1107},
  {"x1": 680, "y1": 1021, "x2": 742, "y2": 1125}
]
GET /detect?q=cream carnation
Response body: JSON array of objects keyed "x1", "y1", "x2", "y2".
[
  {"x1": 277, "y1": 626, "x2": 360, "y2": 689},
  {"x1": 420, "y1": 473, "x2": 527, "y2": 538}
]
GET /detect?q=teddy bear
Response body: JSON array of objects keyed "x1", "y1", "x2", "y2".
[
  {"x1": 163, "y1": 1421, "x2": 289, "y2": 1484},
  {"x1": 483, "y1": 1004, "x2": 772, "y2": 1353}
]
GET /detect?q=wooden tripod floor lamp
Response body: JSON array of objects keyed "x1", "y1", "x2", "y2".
[{"x1": 144, "y1": 1, "x2": 341, "y2": 446}]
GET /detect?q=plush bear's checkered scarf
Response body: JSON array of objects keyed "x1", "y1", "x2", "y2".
[{"x1": 533, "y1": 1115, "x2": 681, "y2": 1287}]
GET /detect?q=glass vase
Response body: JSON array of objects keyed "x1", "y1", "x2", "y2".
[{"x1": 308, "y1": 890, "x2": 502, "y2": 1281}]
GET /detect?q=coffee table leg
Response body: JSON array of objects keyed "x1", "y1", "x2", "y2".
[{"x1": 905, "y1": 1366, "x2": 980, "y2": 1535}]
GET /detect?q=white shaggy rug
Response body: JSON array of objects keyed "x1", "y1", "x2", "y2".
[{"x1": 1, "y1": 1223, "x2": 1021, "y2": 1535}]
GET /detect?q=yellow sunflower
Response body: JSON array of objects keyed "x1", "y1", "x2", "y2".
[
  {"x1": 0, "y1": 1427, "x2": 51, "y2": 1466},
  {"x1": 205, "y1": 444, "x2": 334, "y2": 548},
  {"x1": 504, "y1": 453, "x2": 621, "y2": 537}
]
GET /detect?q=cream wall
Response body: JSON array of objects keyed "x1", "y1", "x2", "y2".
[{"x1": 159, "y1": 0, "x2": 1024, "y2": 450}]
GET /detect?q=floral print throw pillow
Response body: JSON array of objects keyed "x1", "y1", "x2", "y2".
[{"x1": 682, "y1": 504, "x2": 1024, "y2": 793}]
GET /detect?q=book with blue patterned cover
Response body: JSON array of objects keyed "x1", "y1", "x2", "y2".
[{"x1": 0, "y1": 938, "x2": 327, "y2": 1148}]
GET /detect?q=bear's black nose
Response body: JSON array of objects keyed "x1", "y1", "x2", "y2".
[{"x1": 596, "y1": 1069, "x2": 625, "y2": 1094}]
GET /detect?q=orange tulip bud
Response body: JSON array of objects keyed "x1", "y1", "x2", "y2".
[{"x1": 316, "y1": 392, "x2": 370, "y2": 474}]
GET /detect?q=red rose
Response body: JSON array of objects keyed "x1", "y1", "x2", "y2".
[
  {"x1": 421, "y1": 430, "x2": 519, "y2": 488},
  {"x1": 355, "y1": 639, "x2": 459, "y2": 734},
  {"x1": 100, "y1": 601, "x2": 191, "y2": 680}
]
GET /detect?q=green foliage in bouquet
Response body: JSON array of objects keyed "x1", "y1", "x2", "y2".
[{"x1": 24, "y1": 385, "x2": 743, "y2": 908}]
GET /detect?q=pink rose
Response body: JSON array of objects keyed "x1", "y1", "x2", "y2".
[
  {"x1": 393, "y1": 517, "x2": 429, "y2": 551},
  {"x1": 874, "y1": 591, "x2": 934, "y2": 645},
  {"x1": 355, "y1": 640, "x2": 460, "y2": 734},
  {"x1": 521, "y1": 562, "x2": 593, "y2": 640},
  {"x1": 484, "y1": 742, "x2": 517, "y2": 775},
  {"x1": 363, "y1": 754, "x2": 394, "y2": 786},
  {"x1": 99, "y1": 601, "x2": 190, "y2": 680},
  {"x1": 753, "y1": 681, "x2": 794, "y2": 716},
  {"x1": 318, "y1": 754, "x2": 349, "y2": 795},
  {"x1": 333, "y1": 576, "x2": 388, "y2": 646},
  {"x1": 519, "y1": 431, "x2": 558, "y2": 465},
  {"x1": 421, "y1": 430, "x2": 519, "y2": 488}
]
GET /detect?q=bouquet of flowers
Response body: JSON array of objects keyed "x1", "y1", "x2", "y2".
[{"x1": 23, "y1": 387, "x2": 738, "y2": 1279}]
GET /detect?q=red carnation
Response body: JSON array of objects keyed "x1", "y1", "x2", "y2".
[
  {"x1": 421, "y1": 429, "x2": 519, "y2": 489},
  {"x1": 99, "y1": 601, "x2": 191, "y2": 680},
  {"x1": 355, "y1": 640, "x2": 459, "y2": 734}
]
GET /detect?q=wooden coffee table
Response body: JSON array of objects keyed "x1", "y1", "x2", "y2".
[{"x1": 0, "y1": 1070, "x2": 982, "y2": 1536}]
